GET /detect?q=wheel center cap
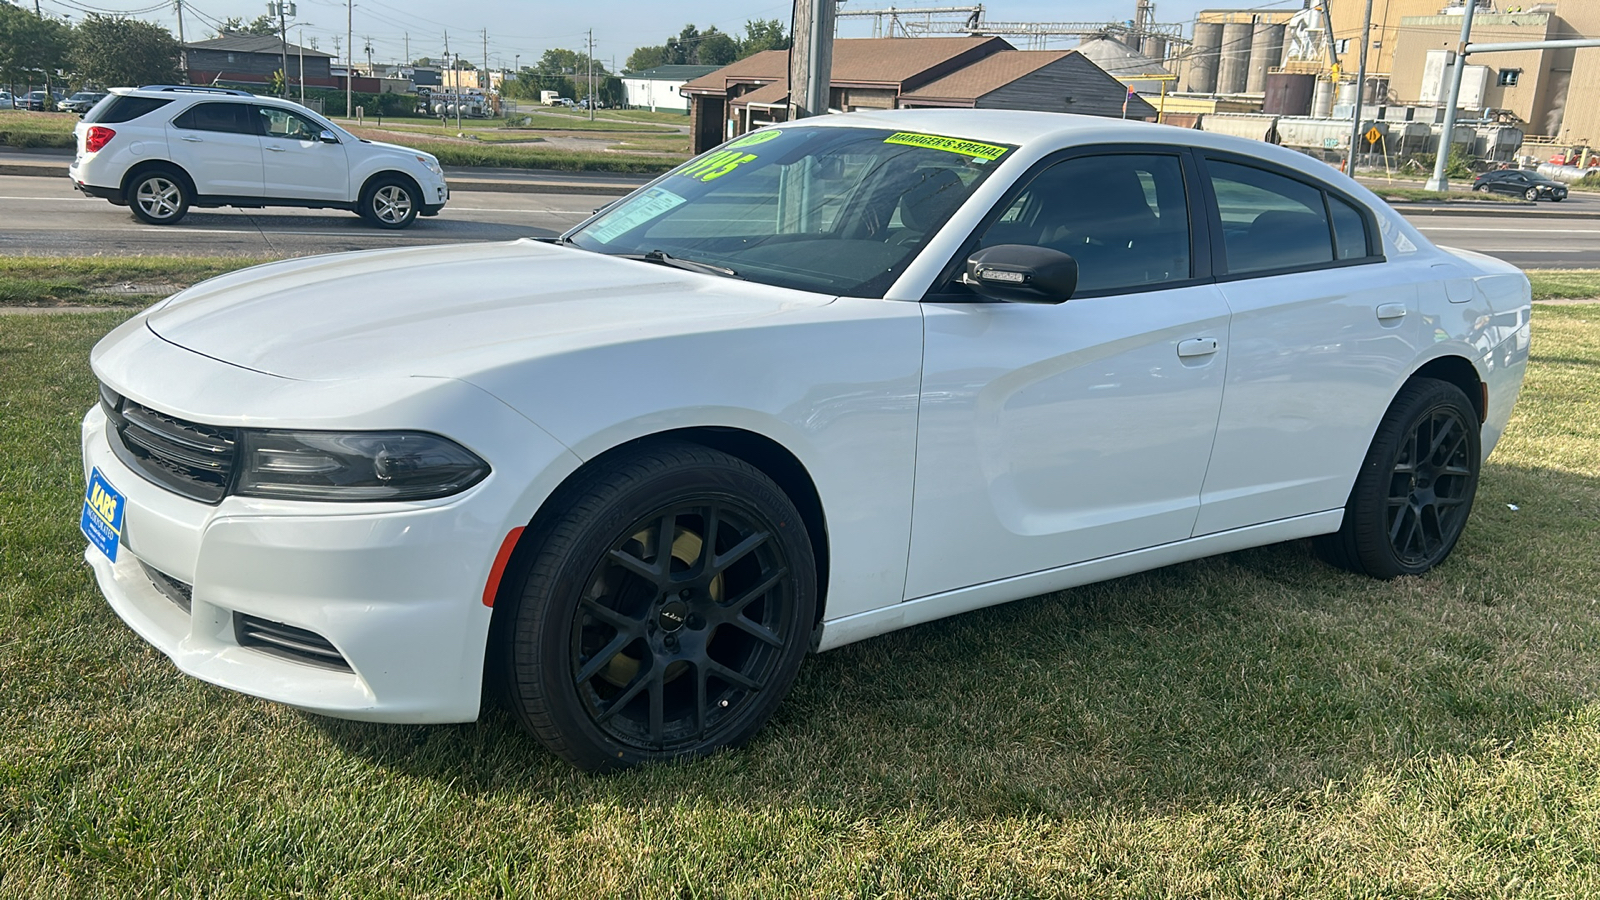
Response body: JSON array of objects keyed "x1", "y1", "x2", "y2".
[{"x1": 657, "y1": 599, "x2": 690, "y2": 633}]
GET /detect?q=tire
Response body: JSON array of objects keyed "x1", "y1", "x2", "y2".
[
  {"x1": 1524, "y1": 187, "x2": 1540, "y2": 201},
  {"x1": 127, "y1": 167, "x2": 189, "y2": 225},
  {"x1": 360, "y1": 176, "x2": 419, "y2": 229},
  {"x1": 1553, "y1": 195, "x2": 1565, "y2": 202},
  {"x1": 500, "y1": 441, "x2": 817, "y2": 771},
  {"x1": 1474, "y1": 183, "x2": 1491, "y2": 193},
  {"x1": 1315, "y1": 378, "x2": 1481, "y2": 579}
]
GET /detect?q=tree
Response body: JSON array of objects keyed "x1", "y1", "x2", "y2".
[
  {"x1": 241, "y1": 14, "x2": 278, "y2": 36},
  {"x1": 696, "y1": 28, "x2": 738, "y2": 67},
  {"x1": 538, "y1": 48, "x2": 607, "y2": 77},
  {"x1": 0, "y1": 5, "x2": 71, "y2": 95},
  {"x1": 740, "y1": 19, "x2": 789, "y2": 57},
  {"x1": 625, "y1": 45, "x2": 666, "y2": 74},
  {"x1": 72, "y1": 14, "x2": 181, "y2": 88}
]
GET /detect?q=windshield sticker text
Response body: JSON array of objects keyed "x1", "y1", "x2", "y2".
[
  {"x1": 586, "y1": 187, "x2": 687, "y2": 244},
  {"x1": 883, "y1": 132, "x2": 1009, "y2": 161},
  {"x1": 727, "y1": 129, "x2": 782, "y2": 148}
]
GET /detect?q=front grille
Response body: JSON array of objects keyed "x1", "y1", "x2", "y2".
[
  {"x1": 101, "y1": 385, "x2": 237, "y2": 504},
  {"x1": 140, "y1": 561, "x2": 193, "y2": 613},
  {"x1": 234, "y1": 614, "x2": 352, "y2": 671}
]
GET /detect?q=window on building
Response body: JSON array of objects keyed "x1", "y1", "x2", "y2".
[
  {"x1": 1335, "y1": 39, "x2": 1351, "y2": 54},
  {"x1": 1498, "y1": 69, "x2": 1521, "y2": 87}
]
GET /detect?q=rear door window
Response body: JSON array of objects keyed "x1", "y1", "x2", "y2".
[
  {"x1": 1207, "y1": 160, "x2": 1333, "y2": 275},
  {"x1": 172, "y1": 103, "x2": 255, "y2": 134}
]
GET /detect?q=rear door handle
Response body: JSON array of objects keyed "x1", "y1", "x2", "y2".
[
  {"x1": 1177, "y1": 337, "x2": 1219, "y2": 358},
  {"x1": 1376, "y1": 303, "x2": 1408, "y2": 320},
  {"x1": 265, "y1": 145, "x2": 286, "y2": 152},
  {"x1": 180, "y1": 135, "x2": 203, "y2": 142}
]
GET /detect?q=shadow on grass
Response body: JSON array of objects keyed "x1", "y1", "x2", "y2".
[{"x1": 309, "y1": 459, "x2": 1600, "y2": 818}]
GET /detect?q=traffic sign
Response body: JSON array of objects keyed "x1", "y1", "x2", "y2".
[{"x1": 1365, "y1": 126, "x2": 1382, "y2": 145}]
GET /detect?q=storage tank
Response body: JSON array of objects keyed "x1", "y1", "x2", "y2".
[
  {"x1": 1218, "y1": 22, "x2": 1253, "y2": 93},
  {"x1": 1246, "y1": 23, "x2": 1286, "y2": 94},
  {"x1": 1311, "y1": 78, "x2": 1334, "y2": 117},
  {"x1": 1142, "y1": 36, "x2": 1168, "y2": 63},
  {"x1": 1263, "y1": 72, "x2": 1315, "y2": 116},
  {"x1": 1189, "y1": 22, "x2": 1223, "y2": 92}
]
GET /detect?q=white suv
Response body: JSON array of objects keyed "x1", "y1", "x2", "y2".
[{"x1": 69, "y1": 85, "x2": 449, "y2": 228}]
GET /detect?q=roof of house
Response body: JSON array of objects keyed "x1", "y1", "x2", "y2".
[
  {"x1": 682, "y1": 37, "x2": 1013, "y2": 94},
  {"x1": 899, "y1": 50, "x2": 1074, "y2": 102},
  {"x1": 730, "y1": 80, "x2": 790, "y2": 108},
  {"x1": 630, "y1": 65, "x2": 722, "y2": 81},
  {"x1": 185, "y1": 35, "x2": 333, "y2": 58}
]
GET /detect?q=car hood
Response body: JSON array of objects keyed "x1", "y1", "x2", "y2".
[
  {"x1": 363, "y1": 138, "x2": 432, "y2": 159},
  {"x1": 143, "y1": 240, "x2": 833, "y2": 382}
]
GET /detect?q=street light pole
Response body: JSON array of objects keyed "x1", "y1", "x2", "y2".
[{"x1": 1425, "y1": 1, "x2": 1478, "y2": 192}]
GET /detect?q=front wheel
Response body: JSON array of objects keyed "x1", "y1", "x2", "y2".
[
  {"x1": 1524, "y1": 187, "x2": 1540, "y2": 201},
  {"x1": 1315, "y1": 379, "x2": 1481, "y2": 578},
  {"x1": 500, "y1": 442, "x2": 817, "y2": 771},
  {"x1": 127, "y1": 169, "x2": 189, "y2": 225},
  {"x1": 360, "y1": 177, "x2": 419, "y2": 229}
]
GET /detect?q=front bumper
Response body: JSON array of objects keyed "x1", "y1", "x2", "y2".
[{"x1": 78, "y1": 345, "x2": 580, "y2": 722}]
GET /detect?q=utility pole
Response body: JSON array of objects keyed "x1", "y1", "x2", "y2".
[
  {"x1": 174, "y1": 0, "x2": 188, "y2": 80},
  {"x1": 273, "y1": 1, "x2": 292, "y2": 99},
  {"x1": 404, "y1": 33, "x2": 409, "y2": 65},
  {"x1": 365, "y1": 36, "x2": 373, "y2": 79},
  {"x1": 297, "y1": 25, "x2": 306, "y2": 104},
  {"x1": 346, "y1": 0, "x2": 353, "y2": 121},
  {"x1": 1345, "y1": 0, "x2": 1375, "y2": 176},
  {"x1": 34, "y1": 0, "x2": 54, "y2": 107},
  {"x1": 789, "y1": 0, "x2": 836, "y2": 120},
  {"x1": 1425, "y1": 1, "x2": 1477, "y2": 192},
  {"x1": 587, "y1": 29, "x2": 595, "y2": 121},
  {"x1": 482, "y1": 28, "x2": 489, "y2": 96}
]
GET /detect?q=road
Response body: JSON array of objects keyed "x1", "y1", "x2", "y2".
[
  {"x1": 2, "y1": 172, "x2": 1599, "y2": 267},
  {"x1": 0, "y1": 175, "x2": 614, "y2": 256}
]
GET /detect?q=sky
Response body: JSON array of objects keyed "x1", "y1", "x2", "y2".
[{"x1": 30, "y1": 0, "x2": 1312, "y2": 69}]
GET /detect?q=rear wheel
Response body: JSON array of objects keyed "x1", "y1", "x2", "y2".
[
  {"x1": 127, "y1": 168, "x2": 189, "y2": 225},
  {"x1": 500, "y1": 442, "x2": 816, "y2": 771},
  {"x1": 1315, "y1": 379, "x2": 1480, "y2": 578},
  {"x1": 360, "y1": 177, "x2": 419, "y2": 229},
  {"x1": 1474, "y1": 183, "x2": 1492, "y2": 193}
]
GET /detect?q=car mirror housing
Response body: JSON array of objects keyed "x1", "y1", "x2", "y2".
[
  {"x1": 318, "y1": 130, "x2": 340, "y2": 144},
  {"x1": 962, "y1": 244, "x2": 1079, "y2": 304}
]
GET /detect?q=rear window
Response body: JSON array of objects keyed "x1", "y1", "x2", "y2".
[{"x1": 84, "y1": 96, "x2": 173, "y2": 124}]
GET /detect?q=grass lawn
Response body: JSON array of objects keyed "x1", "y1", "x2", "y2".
[
  {"x1": 0, "y1": 257, "x2": 261, "y2": 307},
  {"x1": 0, "y1": 110, "x2": 76, "y2": 149},
  {"x1": 1374, "y1": 187, "x2": 1523, "y2": 203},
  {"x1": 1528, "y1": 270, "x2": 1600, "y2": 302},
  {"x1": 2, "y1": 270, "x2": 1599, "y2": 893},
  {"x1": 343, "y1": 129, "x2": 681, "y2": 173}
]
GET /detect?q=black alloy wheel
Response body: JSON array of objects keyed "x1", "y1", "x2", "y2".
[
  {"x1": 1315, "y1": 379, "x2": 1481, "y2": 578},
  {"x1": 500, "y1": 442, "x2": 816, "y2": 770}
]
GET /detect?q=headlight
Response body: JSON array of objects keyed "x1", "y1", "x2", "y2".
[
  {"x1": 417, "y1": 155, "x2": 442, "y2": 175},
  {"x1": 235, "y1": 430, "x2": 489, "y2": 501}
]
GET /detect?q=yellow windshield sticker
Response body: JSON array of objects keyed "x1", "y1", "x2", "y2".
[
  {"x1": 728, "y1": 129, "x2": 782, "y2": 148},
  {"x1": 676, "y1": 149, "x2": 760, "y2": 182},
  {"x1": 883, "y1": 132, "x2": 1009, "y2": 161}
]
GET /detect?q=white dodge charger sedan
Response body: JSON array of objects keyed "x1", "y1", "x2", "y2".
[{"x1": 81, "y1": 110, "x2": 1530, "y2": 770}]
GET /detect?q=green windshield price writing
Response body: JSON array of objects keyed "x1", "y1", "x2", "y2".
[
  {"x1": 883, "y1": 132, "x2": 1009, "y2": 161},
  {"x1": 677, "y1": 149, "x2": 760, "y2": 182},
  {"x1": 727, "y1": 129, "x2": 782, "y2": 148}
]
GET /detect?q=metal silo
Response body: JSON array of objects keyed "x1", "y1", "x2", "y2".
[
  {"x1": 1189, "y1": 22, "x2": 1223, "y2": 93},
  {"x1": 1246, "y1": 23, "x2": 1286, "y2": 94},
  {"x1": 1218, "y1": 22, "x2": 1253, "y2": 93}
]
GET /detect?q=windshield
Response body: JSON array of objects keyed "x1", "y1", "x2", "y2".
[{"x1": 566, "y1": 126, "x2": 1015, "y2": 296}]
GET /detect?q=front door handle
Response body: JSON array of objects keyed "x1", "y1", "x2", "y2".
[
  {"x1": 180, "y1": 135, "x2": 203, "y2": 142},
  {"x1": 265, "y1": 145, "x2": 286, "y2": 152},
  {"x1": 1376, "y1": 303, "x2": 1408, "y2": 320},
  {"x1": 1177, "y1": 337, "x2": 1219, "y2": 358}
]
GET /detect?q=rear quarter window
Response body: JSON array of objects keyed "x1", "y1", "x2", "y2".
[{"x1": 84, "y1": 96, "x2": 173, "y2": 124}]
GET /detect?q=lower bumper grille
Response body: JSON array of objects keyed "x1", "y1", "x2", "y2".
[
  {"x1": 234, "y1": 614, "x2": 352, "y2": 671},
  {"x1": 140, "y1": 562, "x2": 193, "y2": 614}
]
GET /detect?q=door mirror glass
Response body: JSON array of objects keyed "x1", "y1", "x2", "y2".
[
  {"x1": 963, "y1": 244, "x2": 1078, "y2": 304},
  {"x1": 318, "y1": 129, "x2": 340, "y2": 144}
]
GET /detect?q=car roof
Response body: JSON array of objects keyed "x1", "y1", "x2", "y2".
[{"x1": 773, "y1": 108, "x2": 1362, "y2": 189}]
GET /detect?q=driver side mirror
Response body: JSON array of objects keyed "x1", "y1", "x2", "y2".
[
  {"x1": 962, "y1": 244, "x2": 1079, "y2": 304},
  {"x1": 318, "y1": 130, "x2": 340, "y2": 144}
]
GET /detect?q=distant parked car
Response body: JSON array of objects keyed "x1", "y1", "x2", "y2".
[
  {"x1": 62, "y1": 91, "x2": 108, "y2": 114},
  {"x1": 21, "y1": 91, "x2": 53, "y2": 111},
  {"x1": 1472, "y1": 169, "x2": 1568, "y2": 201},
  {"x1": 0, "y1": 91, "x2": 14, "y2": 110}
]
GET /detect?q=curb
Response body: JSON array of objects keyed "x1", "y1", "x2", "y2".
[
  {"x1": 0, "y1": 161, "x2": 640, "y2": 196},
  {"x1": 1389, "y1": 204, "x2": 1600, "y2": 219}
]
